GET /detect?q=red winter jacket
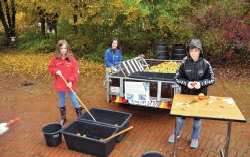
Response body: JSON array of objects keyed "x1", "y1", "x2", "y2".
[{"x1": 48, "y1": 56, "x2": 80, "y2": 92}]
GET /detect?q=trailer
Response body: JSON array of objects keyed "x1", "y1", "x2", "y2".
[{"x1": 105, "y1": 57, "x2": 181, "y2": 109}]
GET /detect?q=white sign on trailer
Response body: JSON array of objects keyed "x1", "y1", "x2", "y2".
[{"x1": 124, "y1": 81, "x2": 150, "y2": 105}]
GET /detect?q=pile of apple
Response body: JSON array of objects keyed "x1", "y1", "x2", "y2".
[{"x1": 144, "y1": 61, "x2": 181, "y2": 73}]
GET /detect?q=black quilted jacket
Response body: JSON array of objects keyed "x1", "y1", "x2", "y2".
[{"x1": 175, "y1": 56, "x2": 215, "y2": 95}]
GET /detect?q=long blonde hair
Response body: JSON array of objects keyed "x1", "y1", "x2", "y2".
[{"x1": 55, "y1": 40, "x2": 73, "y2": 59}]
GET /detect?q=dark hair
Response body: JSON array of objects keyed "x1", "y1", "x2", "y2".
[{"x1": 109, "y1": 38, "x2": 120, "y2": 49}]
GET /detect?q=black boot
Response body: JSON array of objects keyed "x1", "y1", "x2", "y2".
[
  {"x1": 59, "y1": 107, "x2": 66, "y2": 125},
  {"x1": 75, "y1": 107, "x2": 82, "y2": 118}
]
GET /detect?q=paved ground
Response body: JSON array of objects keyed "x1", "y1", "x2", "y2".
[{"x1": 0, "y1": 75, "x2": 250, "y2": 157}]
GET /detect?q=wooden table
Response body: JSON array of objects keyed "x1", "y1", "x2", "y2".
[{"x1": 170, "y1": 94, "x2": 246, "y2": 157}]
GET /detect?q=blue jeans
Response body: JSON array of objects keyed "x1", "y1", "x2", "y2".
[
  {"x1": 174, "y1": 117, "x2": 201, "y2": 139},
  {"x1": 58, "y1": 91, "x2": 80, "y2": 108}
]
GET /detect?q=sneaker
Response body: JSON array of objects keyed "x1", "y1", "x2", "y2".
[
  {"x1": 190, "y1": 138, "x2": 199, "y2": 149},
  {"x1": 168, "y1": 134, "x2": 181, "y2": 144}
]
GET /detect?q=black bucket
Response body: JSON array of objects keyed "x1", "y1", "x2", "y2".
[
  {"x1": 42, "y1": 123, "x2": 62, "y2": 147},
  {"x1": 141, "y1": 151, "x2": 165, "y2": 157}
]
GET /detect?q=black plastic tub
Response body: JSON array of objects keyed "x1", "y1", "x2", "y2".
[
  {"x1": 78, "y1": 108, "x2": 132, "y2": 142},
  {"x1": 42, "y1": 123, "x2": 62, "y2": 147},
  {"x1": 61, "y1": 121, "x2": 118, "y2": 157}
]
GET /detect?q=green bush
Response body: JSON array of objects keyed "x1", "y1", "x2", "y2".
[
  {"x1": 64, "y1": 34, "x2": 94, "y2": 56},
  {"x1": 17, "y1": 31, "x2": 55, "y2": 52}
]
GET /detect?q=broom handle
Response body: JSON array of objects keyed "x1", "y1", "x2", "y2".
[
  {"x1": 102, "y1": 126, "x2": 133, "y2": 142},
  {"x1": 60, "y1": 75, "x2": 97, "y2": 122}
]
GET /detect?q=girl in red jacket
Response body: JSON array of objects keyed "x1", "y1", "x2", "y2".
[{"x1": 48, "y1": 40, "x2": 81, "y2": 125}]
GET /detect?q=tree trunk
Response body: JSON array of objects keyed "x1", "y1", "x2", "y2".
[
  {"x1": 4, "y1": 0, "x2": 12, "y2": 29},
  {"x1": 10, "y1": 0, "x2": 16, "y2": 37},
  {"x1": 0, "y1": 1, "x2": 9, "y2": 31},
  {"x1": 0, "y1": 1, "x2": 10, "y2": 45},
  {"x1": 41, "y1": 16, "x2": 46, "y2": 36},
  {"x1": 73, "y1": 14, "x2": 78, "y2": 34},
  {"x1": 0, "y1": 0, "x2": 16, "y2": 46}
]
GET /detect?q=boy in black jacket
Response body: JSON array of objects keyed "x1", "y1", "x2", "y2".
[{"x1": 168, "y1": 39, "x2": 215, "y2": 149}]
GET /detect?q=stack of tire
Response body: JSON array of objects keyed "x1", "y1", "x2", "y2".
[
  {"x1": 155, "y1": 41, "x2": 168, "y2": 60},
  {"x1": 171, "y1": 44, "x2": 186, "y2": 60}
]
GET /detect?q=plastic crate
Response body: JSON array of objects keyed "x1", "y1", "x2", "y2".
[
  {"x1": 61, "y1": 121, "x2": 118, "y2": 157},
  {"x1": 79, "y1": 108, "x2": 132, "y2": 142}
]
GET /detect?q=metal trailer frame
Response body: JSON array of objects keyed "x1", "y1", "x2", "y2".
[{"x1": 105, "y1": 58, "x2": 181, "y2": 109}]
